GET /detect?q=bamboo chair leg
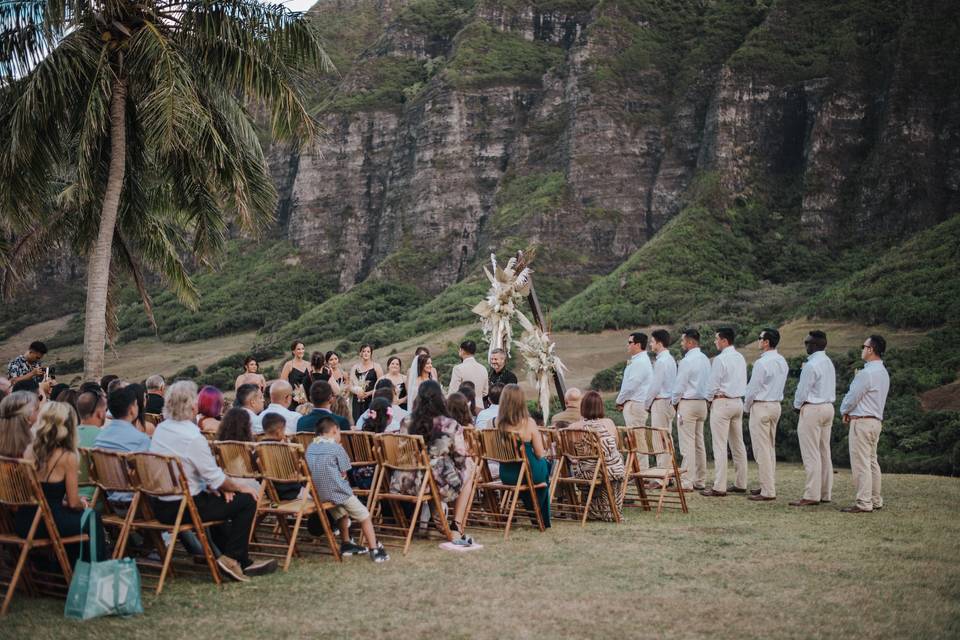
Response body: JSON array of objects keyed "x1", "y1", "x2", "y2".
[
  {"x1": 602, "y1": 469, "x2": 622, "y2": 524},
  {"x1": 283, "y1": 511, "x2": 305, "y2": 571},
  {"x1": 428, "y1": 474, "x2": 453, "y2": 542},
  {"x1": 404, "y1": 475, "x2": 432, "y2": 555},
  {"x1": 113, "y1": 494, "x2": 140, "y2": 559},
  {"x1": 157, "y1": 501, "x2": 187, "y2": 595},
  {"x1": 1, "y1": 511, "x2": 41, "y2": 617},
  {"x1": 502, "y1": 482, "x2": 523, "y2": 540},
  {"x1": 580, "y1": 463, "x2": 603, "y2": 526}
]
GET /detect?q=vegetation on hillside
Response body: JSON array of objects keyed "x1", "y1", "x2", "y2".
[{"x1": 445, "y1": 21, "x2": 564, "y2": 88}]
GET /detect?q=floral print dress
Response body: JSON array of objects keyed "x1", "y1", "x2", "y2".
[{"x1": 390, "y1": 416, "x2": 468, "y2": 503}]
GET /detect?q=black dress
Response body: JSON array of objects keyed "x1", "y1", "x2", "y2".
[
  {"x1": 351, "y1": 367, "x2": 378, "y2": 422},
  {"x1": 287, "y1": 366, "x2": 312, "y2": 409},
  {"x1": 14, "y1": 477, "x2": 107, "y2": 564},
  {"x1": 397, "y1": 382, "x2": 408, "y2": 410}
]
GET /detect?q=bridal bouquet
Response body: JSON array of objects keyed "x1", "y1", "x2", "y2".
[
  {"x1": 472, "y1": 251, "x2": 533, "y2": 358},
  {"x1": 513, "y1": 312, "x2": 567, "y2": 424},
  {"x1": 293, "y1": 384, "x2": 307, "y2": 405}
]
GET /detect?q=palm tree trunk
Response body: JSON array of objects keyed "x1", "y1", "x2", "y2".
[{"x1": 82, "y1": 77, "x2": 127, "y2": 380}]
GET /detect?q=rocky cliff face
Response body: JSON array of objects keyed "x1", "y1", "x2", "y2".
[{"x1": 278, "y1": 0, "x2": 960, "y2": 294}]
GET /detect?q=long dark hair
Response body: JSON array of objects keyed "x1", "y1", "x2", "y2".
[
  {"x1": 363, "y1": 397, "x2": 392, "y2": 434},
  {"x1": 217, "y1": 407, "x2": 254, "y2": 442},
  {"x1": 447, "y1": 392, "x2": 473, "y2": 427},
  {"x1": 129, "y1": 383, "x2": 147, "y2": 430},
  {"x1": 409, "y1": 380, "x2": 448, "y2": 441}
]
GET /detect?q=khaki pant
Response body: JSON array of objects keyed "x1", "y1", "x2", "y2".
[
  {"x1": 748, "y1": 402, "x2": 781, "y2": 498},
  {"x1": 797, "y1": 403, "x2": 834, "y2": 501},
  {"x1": 649, "y1": 398, "x2": 675, "y2": 470},
  {"x1": 709, "y1": 397, "x2": 747, "y2": 492},
  {"x1": 848, "y1": 417, "x2": 883, "y2": 511},
  {"x1": 623, "y1": 401, "x2": 650, "y2": 469},
  {"x1": 677, "y1": 399, "x2": 708, "y2": 489}
]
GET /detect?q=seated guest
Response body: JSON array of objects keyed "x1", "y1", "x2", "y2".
[
  {"x1": 16, "y1": 402, "x2": 107, "y2": 563},
  {"x1": 216, "y1": 407, "x2": 255, "y2": 443},
  {"x1": 305, "y1": 417, "x2": 389, "y2": 562},
  {"x1": 569, "y1": 391, "x2": 626, "y2": 522},
  {"x1": 144, "y1": 375, "x2": 165, "y2": 415},
  {"x1": 458, "y1": 383, "x2": 479, "y2": 417},
  {"x1": 297, "y1": 381, "x2": 351, "y2": 432},
  {"x1": 475, "y1": 384, "x2": 502, "y2": 429},
  {"x1": 128, "y1": 382, "x2": 152, "y2": 435},
  {"x1": 497, "y1": 384, "x2": 551, "y2": 527},
  {"x1": 196, "y1": 385, "x2": 224, "y2": 433},
  {"x1": 260, "y1": 413, "x2": 302, "y2": 501},
  {"x1": 54, "y1": 387, "x2": 77, "y2": 413},
  {"x1": 554, "y1": 420, "x2": 571, "y2": 430},
  {"x1": 150, "y1": 381, "x2": 275, "y2": 582},
  {"x1": 447, "y1": 392, "x2": 474, "y2": 428},
  {"x1": 0, "y1": 375, "x2": 12, "y2": 398},
  {"x1": 106, "y1": 377, "x2": 126, "y2": 396},
  {"x1": 551, "y1": 387, "x2": 583, "y2": 426},
  {"x1": 94, "y1": 386, "x2": 152, "y2": 503},
  {"x1": 359, "y1": 397, "x2": 393, "y2": 435},
  {"x1": 7, "y1": 341, "x2": 47, "y2": 394},
  {"x1": 235, "y1": 383, "x2": 264, "y2": 433},
  {"x1": 263, "y1": 380, "x2": 302, "y2": 435},
  {"x1": 394, "y1": 381, "x2": 473, "y2": 543},
  {"x1": 330, "y1": 395, "x2": 354, "y2": 429},
  {"x1": 0, "y1": 390, "x2": 39, "y2": 458},
  {"x1": 76, "y1": 387, "x2": 108, "y2": 500},
  {"x1": 99, "y1": 374, "x2": 119, "y2": 395},
  {"x1": 356, "y1": 380, "x2": 408, "y2": 432}
]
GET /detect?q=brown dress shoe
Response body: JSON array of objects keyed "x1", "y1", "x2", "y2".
[
  {"x1": 727, "y1": 486, "x2": 747, "y2": 494},
  {"x1": 750, "y1": 488, "x2": 762, "y2": 496},
  {"x1": 840, "y1": 505, "x2": 872, "y2": 513},
  {"x1": 788, "y1": 499, "x2": 820, "y2": 507},
  {"x1": 700, "y1": 489, "x2": 727, "y2": 497},
  {"x1": 748, "y1": 494, "x2": 775, "y2": 501}
]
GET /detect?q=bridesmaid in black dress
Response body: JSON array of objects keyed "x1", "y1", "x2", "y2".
[
  {"x1": 380, "y1": 356, "x2": 408, "y2": 409},
  {"x1": 350, "y1": 344, "x2": 383, "y2": 422},
  {"x1": 280, "y1": 341, "x2": 311, "y2": 409}
]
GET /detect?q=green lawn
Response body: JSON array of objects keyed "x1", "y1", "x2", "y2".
[{"x1": 6, "y1": 463, "x2": 959, "y2": 638}]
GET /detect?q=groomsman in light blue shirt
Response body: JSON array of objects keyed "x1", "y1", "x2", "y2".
[
  {"x1": 671, "y1": 329, "x2": 711, "y2": 490},
  {"x1": 840, "y1": 335, "x2": 890, "y2": 513},
  {"x1": 790, "y1": 330, "x2": 837, "y2": 507},
  {"x1": 646, "y1": 329, "x2": 677, "y2": 471},
  {"x1": 617, "y1": 333, "x2": 653, "y2": 469},
  {"x1": 701, "y1": 327, "x2": 748, "y2": 497}
]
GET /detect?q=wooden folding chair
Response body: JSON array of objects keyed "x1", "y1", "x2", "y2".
[
  {"x1": 550, "y1": 428, "x2": 622, "y2": 525},
  {"x1": 367, "y1": 434, "x2": 452, "y2": 555},
  {"x1": 201, "y1": 431, "x2": 217, "y2": 443},
  {"x1": 292, "y1": 432, "x2": 314, "y2": 449},
  {"x1": 629, "y1": 427, "x2": 688, "y2": 517},
  {"x1": 212, "y1": 441, "x2": 261, "y2": 491},
  {"x1": 340, "y1": 432, "x2": 380, "y2": 502},
  {"x1": 253, "y1": 442, "x2": 341, "y2": 571},
  {"x1": 125, "y1": 453, "x2": 222, "y2": 595},
  {"x1": 0, "y1": 456, "x2": 88, "y2": 616},
  {"x1": 464, "y1": 430, "x2": 545, "y2": 539},
  {"x1": 617, "y1": 427, "x2": 652, "y2": 510},
  {"x1": 85, "y1": 448, "x2": 141, "y2": 558}
]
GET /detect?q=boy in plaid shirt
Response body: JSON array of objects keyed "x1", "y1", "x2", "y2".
[{"x1": 305, "y1": 418, "x2": 389, "y2": 563}]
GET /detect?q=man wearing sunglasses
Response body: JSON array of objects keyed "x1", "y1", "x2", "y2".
[
  {"x1": 617, "y1": 332, "x2": 653, "y2": 467},
  {"x1": 839, "y1": 335, "x2": 890, "y2": 513},
  {"x1": 790, "y1": 330, "x2": 837, "y2": 507}
]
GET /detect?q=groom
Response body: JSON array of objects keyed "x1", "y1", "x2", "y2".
[{"x1": 449, "y1": 340, "x2": 489, "y2": 401}]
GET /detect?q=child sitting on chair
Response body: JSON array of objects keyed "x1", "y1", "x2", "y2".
[
  {"x1": 260, "y1": 412, "x2": 303, "y2": 501},
  {"x1": 305, "y1": 417, "x2": 389, "y2": 563}
]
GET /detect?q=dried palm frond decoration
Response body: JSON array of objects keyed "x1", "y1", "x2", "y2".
[
  {"x1": 472, "y1": 250, "x2": 534, "y2": 359},
  {"x1": 513, "y1": 312, "x2": 567, "y2": 425}
]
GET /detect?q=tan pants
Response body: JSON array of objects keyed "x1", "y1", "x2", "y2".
[
  {"x1": 623, "y1": 401, "x2": 650, "y2": 469},
  {"x1": 797, "y1": 403, "x2": 834, "y2": 501},
  {"x1": 748, "y1": 402, "x2": 781, "y2": 498},
  {"x1": 677, "y1": 399, "x2": 708, "y2": 489},
  {"x1": 848, "y1": 417, "x2": 883, "y2": 511},
  {"x1": 709, "y1": 398, "x2": 747, "y2": 492},
  {"x1": 649, "y1": 398, "x2": 675, "y2": 470}
]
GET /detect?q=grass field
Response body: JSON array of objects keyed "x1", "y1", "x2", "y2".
[{"x1": 5, "y1": 464, "x2": 958, "y2": 638}]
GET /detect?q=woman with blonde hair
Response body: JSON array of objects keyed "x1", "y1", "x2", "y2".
[
  {"x1": 568, "y1": 390, "x2": 625, "y2": 521},
  {"x1": 0, "y1": 390, "x2": 38, "y2": 458},
  {"x1": 496, "y1": 384, "x2": 551, "y2": 526},
  {"x1": 15, "y1": 402, "x2": 107, "y2": 563}
]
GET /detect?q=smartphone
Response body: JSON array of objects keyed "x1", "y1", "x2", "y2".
[{"x1": 46, "y1": 366, "x2": 56, "y2": 379}]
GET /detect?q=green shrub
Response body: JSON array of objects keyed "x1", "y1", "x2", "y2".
[{"x1": 445, "y1": 21, "x2": 563, "y2": 88}]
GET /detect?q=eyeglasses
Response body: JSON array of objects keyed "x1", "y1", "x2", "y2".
[{"x1": 862, "y1": 344, "x2": 872, "y2": 349}]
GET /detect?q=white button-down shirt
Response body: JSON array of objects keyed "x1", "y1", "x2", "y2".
[
  {"x1": 616, "y1": 351, "x2": 652, "y2": 406},
  {"x1": 744, "y1": 349, "x2": 789, "y2": 412},
  {"x1": 707, "y1": 346, "x2": 748, "y2": 401},
  {"x1": 150, "y1": 419, "x2": 226, "y2": 501},
  {"x1": 262, "y1": 403, "x2": 302, "y2": 435},
  {"x1": 672, "y1": 347, "x2": 711, "y2": 404},
  {"x1": 840, "y1": 360, "x2": 890, "y2": 420},
  {"x1": 243, "y1": 407, "x2": 263, "y2": 433},
  {"x1": 793, "y1": 350, "x2": 837, "y2": 409},
  {"x1": 646, "y1": 350, "x2": 678, "y2": 409},
  {"x1": 475, "y1": 404, "x2": 498, "y2": 429}
]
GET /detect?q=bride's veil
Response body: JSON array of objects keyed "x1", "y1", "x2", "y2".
[{"x1": 406, "y1": 353, "x2": 421, "y2": 410}]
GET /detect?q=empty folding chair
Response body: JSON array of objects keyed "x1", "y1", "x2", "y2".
[{"x1": 629, "y1": 427, "x2": 688, "y2": 517}]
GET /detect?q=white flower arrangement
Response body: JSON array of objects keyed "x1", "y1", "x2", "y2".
[{"x1": 472, "y1": 252, "x2": 533, "y2": 358}]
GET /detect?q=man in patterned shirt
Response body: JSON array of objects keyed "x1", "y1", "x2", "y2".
[{"x1": 7, "y1": 341, "x2": 47, "y2": 393}]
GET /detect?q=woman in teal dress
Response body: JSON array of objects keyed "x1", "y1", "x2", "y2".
[{"x1": 495, "y1": 384, "x2": 551, "y2": 527}]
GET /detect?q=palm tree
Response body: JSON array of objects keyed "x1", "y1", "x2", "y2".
[{"x1": 0, "y1": 1, "x2": 328, "y2": 379}]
